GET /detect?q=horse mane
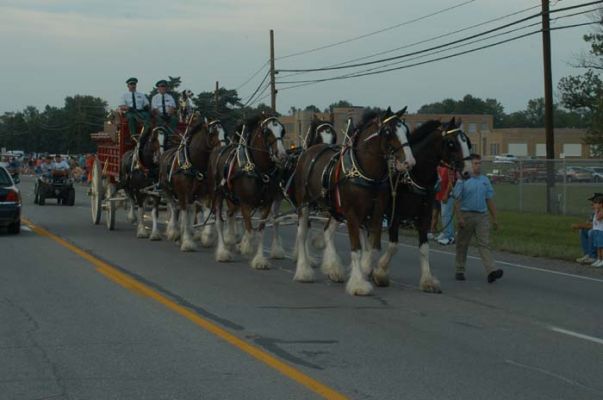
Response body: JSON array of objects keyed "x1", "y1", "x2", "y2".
[
  {"x1": 356, "y1": 110, "x2": 380, "y2": 131},
  {"x1": 409, "y1": 120, "x2": 441, "y2": 145}
]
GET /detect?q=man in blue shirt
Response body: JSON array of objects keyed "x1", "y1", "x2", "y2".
[{"x1": 452, "y1": 153, "x2": 503, "y2": 283}]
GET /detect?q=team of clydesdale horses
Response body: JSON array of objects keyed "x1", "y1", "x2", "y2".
[{"x1": 118, "y1": 107, "x2": 472, "y2": 296}]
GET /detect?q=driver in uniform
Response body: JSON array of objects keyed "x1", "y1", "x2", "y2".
[
  {"x1": 151, "y1": 79, "x2": 177, "y2": 151},
  {"x1": 119, "y1": 77, "x2": 151, "y2": 139}
]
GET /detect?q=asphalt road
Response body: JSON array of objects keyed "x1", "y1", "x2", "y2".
[{"x1": 1, "y1": 176, "x2": 602, "y2": 400}]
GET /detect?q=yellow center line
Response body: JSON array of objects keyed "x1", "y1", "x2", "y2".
[{"x1": 22, "y1": 218, "x2": 348, "y2": 400}]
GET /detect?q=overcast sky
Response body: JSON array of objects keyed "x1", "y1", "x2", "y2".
[{"x1": 0, "y1": 0, "x2": 598, "y2": 115}]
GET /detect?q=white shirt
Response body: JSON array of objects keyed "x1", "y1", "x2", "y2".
[
  {"x1": 151, "y1": 93, "x2": 176, "y2": 116},
  {"x1": 51, "y1": 160, "x2": 70, "y2": 171},
  {"x1": 120, "y1": 91, "x2": 149, "y2": 110},
  {"x1": 593, "y1": 212, "x2": 603, "y2": 231}
]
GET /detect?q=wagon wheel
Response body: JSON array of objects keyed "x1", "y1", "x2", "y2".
[
  {"x1": 90, "y1": 158, "x2": 103, "y2": 224},
  {"x1": 105, "y1": 183, "x2": 116, "y2": 230}
]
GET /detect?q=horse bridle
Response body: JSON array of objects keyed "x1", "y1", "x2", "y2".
[
  {"x1": 259, "y1": 117, "x2": 285, "y2": 162},
  {"x1": 439, "y1": 127, "x2": 472, "y2": 172},
  {"x1": 207, "y1": 119, "x2": 227, "y2": 145}
]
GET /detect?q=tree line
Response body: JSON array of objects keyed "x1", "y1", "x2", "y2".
[{"x1": 1, "y1": 18, "x2": 601, "y2": 155}]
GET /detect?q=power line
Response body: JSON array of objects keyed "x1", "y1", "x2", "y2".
[
  {"x1": 241, "y1": 71, "x2": 271, "y2": 108},
  {"x1": 235, "y1": 60, "x2": 269, "y2": 91},
  {"x1": 277, "y1": 0, "x2": 477, "y2": 61},
  {"x1": 278, "y1": 2, "x2": 543, "y2": 80},
  {"x1": 283, "y1": 6, "x2": 599, "y2": 83},
  {"x1": 276, "y1": 20, "x2": 600, "y2": 88},
  {"x1": 278, "y1": 0, "x2": 603, "y2": 74}
]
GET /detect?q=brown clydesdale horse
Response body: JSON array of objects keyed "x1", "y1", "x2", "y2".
[
  {"x1": 159, "y1": 117, "x2": 226, "y2": 251},
  {"x1": 269, "y1": 114, "x2": 338, "y2": 260},
  {"x1": 120, "y1": 128, "x2": 162, "y2": 239},
  {"x1": 373, "y1": 118, "x2": 472, "y2": 293},
  {"x1": 208, "y1": 114, "x2": 287, "y2": 268},
  {"x1": 293, "y1": 107, "x2": 412, "y2": 295}
]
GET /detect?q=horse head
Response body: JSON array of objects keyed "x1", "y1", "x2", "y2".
[
  {"x1": 205, "y1": 117, "x2": 227, "y2": 148},
  {"x1": 440, "y1": 117, "x2": 472, "y2": 179},
  {"x1": 357, "y1": 107, "x2": 411, "y2": 166},
  {"x1": 305, "y1": 114, "x2": 337, "y2": 148},
  {"x1": 143, "y1": 128, "x2": 162, "y2": 166},
  {"x1": 259, "y1": 116, "x2": 287, "y2": 161}
]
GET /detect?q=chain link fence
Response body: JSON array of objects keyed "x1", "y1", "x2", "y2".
[{"x1": 482, "y1": 159, "x2": 603, "y2": 216}]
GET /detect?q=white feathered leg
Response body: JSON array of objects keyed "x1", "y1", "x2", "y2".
[
  {"x1": 136, "y1": 206, "x2": 149, "y2": 238},
  {"x1": 166, "y1": 200, "x2": 180, "y2": 242},
  {"x1": 270, "y1": 200, "x2": 286, "y2": 259},
  {"x1": 200, "y1": 207, "x2": 216, "y2": 247},
  {"x1": 293, "y1": 207, "x2": 315, "y2": 282},
  {"x1": 359, "y1": 230, "x2": 375, "y2": 277},
  {"x1": 418, "y1": 242, "x2": 441, "y2": 293},
  {"x1": 127, "y1": 199, "x2": 137, "y2": 224},
  {"x1": 251, "y1": 229, "x2": 270, "y2": 270},
  {"x1": 373, "y1": 241, "x2": 398, "y2": 286},
  {"x1": 346, "y1": 250, "x2": 373, "y2": 296},
  {"x1": 224, "y1": 213, "x2": 237, "y2": 246},
  {"x1": 311, "y1": 230, "x2": 326, "y2": 249},
  {"x1": 239, "y1": 229, "x2": 255, "y2": 257},
  {"x1": 180, "y1": 204, "x2": 197, "y2": 252},
  {"x1": 215, "y1": 211, "x2": 233, "y2": 262},
  {"x1": 321, "y1": 218, "x2": 345, "y2": 282},
  {"x1": 149, "y1": 204, "x2": 162, "y2": 241}
]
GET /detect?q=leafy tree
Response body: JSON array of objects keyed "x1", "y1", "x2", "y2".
[
  {"x1": 324, "y1": 100, "x2": 353, "y2": 113},
  {"x1": 304, "y1": 105, "x2": 321, "y2": 113},
  {"x1": 558, "y1": 10, "x2": 603, "y2": 154},
  {"x1": 417, "y1": 94, "x2": 506, "y2": 127}
]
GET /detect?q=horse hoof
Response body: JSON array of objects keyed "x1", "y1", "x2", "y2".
[
  {"x1": 372, "y1": 270, "x2": 390, "y2": 287},
  {"x1": 149, "y1": 232, "x2": 162, "y2": 241},
  {"x1": 293, "y1": 269, "x2": 315, "y2": 283},
  {"x1": 180, "y1": 239, "x2": 197, "y2": 252},
  {"x1": 216, "y1": 247, "x2": 233, "y2": 262},
  {"x1": 327, "y1": 272, "x2": 345, "y2": 283},
  {"x1": 137, "y1": 229, "x2": 150, "y2": 239},
  {"x1": 270, "y1": 245, "x2": 286, "y2": 259},
  {"x1": 201, "y1": 233, "x2": 216, "y2": 248},
  {"x1": 346, "y1": 279, "x2": 374, "y2": 296},
  {"x1": 251, "y1": 256, "x2": 270, "y2": 270},
  {"x1": 420, "y1": 277, "x2": 442, "y2": 293}
]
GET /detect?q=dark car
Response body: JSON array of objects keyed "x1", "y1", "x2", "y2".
[{"x1": 0, "y1": 166, "x2": 21, "y2": 234}]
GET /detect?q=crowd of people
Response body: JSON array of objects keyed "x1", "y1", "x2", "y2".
[{"x1": 2, "y1": 153, "x2": 96, "y2": 184}]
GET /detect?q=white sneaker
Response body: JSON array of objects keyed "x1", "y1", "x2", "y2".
[
  {"x1": 590, "y1": 259, "x2": 603, "y2": 267},
  {"x1": 437, "y1": 237, "x2": 453, "y2": 245},
  {"x1": 582, "y1": 257, "x2": 596, "y2": 264},
  {"x1": 576, "y1": 255, "x2": 588, "y2": 263}
]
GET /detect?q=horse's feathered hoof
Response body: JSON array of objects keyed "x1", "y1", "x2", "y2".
[
  {"x1": 372, "y1": 271, "x2": 390, "y2": 287},
  {"x1": 216, "y1": 247, "x2": 233, "y2": 262},
  {"x1": 293, "y1": 268, "x2": 315, "y2": 283},
  {"x1": 149, "y1": 231, "x2": 162, "y2": 241},
  {"x1": 251, "y1": 255, "x2": 270, "y2": 270},
  {"x1": 270, "y1": 243, "x2": 286, "y2": 259},
  {"x1": 346, "y1": 277, "x2": 374, "y2": 296},
  {"x1": 136, "y1": 227, "x2": 150, "y2": 239},
  {"x1": 180, "y1": 239, "x2": 197, "y2": 252},
  {"x1": 420, "y1": 277, "x2": 442, "y2": 293}
]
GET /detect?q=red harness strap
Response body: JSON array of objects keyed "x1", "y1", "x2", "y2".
[{"x1": 333, "y1": 152, "x2": 345, "y2": 215}]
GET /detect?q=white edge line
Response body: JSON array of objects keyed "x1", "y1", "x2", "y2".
[
  {"x1": 331, "y1": 231, "x2": 603, "y2": 284},
  {"x1": 549, "y1": 326, "x2": 603, "y2": 346}
]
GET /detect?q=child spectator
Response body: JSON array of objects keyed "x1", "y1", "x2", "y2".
[
  {"x1": 591, "y1": 196, "x2": 603, "y2": 267},
  {"x1": 572, "y1": 192, "x2": 601, "y2": 264}
]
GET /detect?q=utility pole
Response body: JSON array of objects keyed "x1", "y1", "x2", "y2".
[
  {"x1": 215, "y1": 81, "x2": 219, "y2": 115},
  {"x1": 541, "y1": 0, "x2": 556, "y2": 214},
  {"x1": 270, "y1": 29, "x2": 277, "y2": 113}
]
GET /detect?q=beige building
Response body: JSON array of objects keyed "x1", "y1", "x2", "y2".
[{"x1": 281, "y1": 109, "x2": 593, "y2": 159}]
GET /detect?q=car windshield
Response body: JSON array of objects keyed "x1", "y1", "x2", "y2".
[{"x1": 0, "y1": 168, "x2": 12, "y2": 186}]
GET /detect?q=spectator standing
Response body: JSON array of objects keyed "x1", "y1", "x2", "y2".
[
  {"x1": 453, "y1": 154, "x2": 504, "y2": 283},
  {"x1": 436, "y1": 165, "x2": 456, "y2": 245}
]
